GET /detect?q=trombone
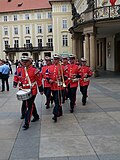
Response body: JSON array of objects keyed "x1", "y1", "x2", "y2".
[{"x1": 59, "y1": 61, "x2": 66, "y2": 88}]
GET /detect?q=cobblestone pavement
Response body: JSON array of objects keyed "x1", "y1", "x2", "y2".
[{"x1": 1, "y1": 66, "x2": 120, "y2": 160}]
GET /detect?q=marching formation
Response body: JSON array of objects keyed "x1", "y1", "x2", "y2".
[{"x1": 13, "y1": 53, "x2": 93, "y2": 130}]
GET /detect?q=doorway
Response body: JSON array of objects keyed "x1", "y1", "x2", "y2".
[{"x1": 115, "y1": 33, "x2": 120, "y2": 71}]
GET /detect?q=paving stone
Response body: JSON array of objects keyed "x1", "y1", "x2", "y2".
[
  {"x1": 0, "y1": 140, "x2": 14, "y2": 159},
  {"x1": 88, "y1": 135, "x2": 120, "y2": 154},
  {"x1": 10, "y1": 137, "x2": 39, "y2": 159},
  {"x1": 39, "y1": 158, "x2": 68, "y2": 160},
  {"x1": 41, "y1": 114, "x2": 84, "y2": 137},
  {"x1": 39, "y1": 136, "x2": 95, "y2": 158},
  {"x1": 98, "y1": 154, "x2": 120, "y2": 160},
  {"x1": 75, "y1": 112, "x2": 120, "y2": 135},
  {"x1": 69, "y1": 155, "x2": 99, "y2": 160}
]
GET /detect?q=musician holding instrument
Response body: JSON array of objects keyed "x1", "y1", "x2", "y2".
[
  {"x1": 67, "y1": 54, "x2": 81, "y2": 113},
  {"x1": 13, "y1": 53, "x2": 43, "y2": 130},
  {"x1": 13, "y1": 60, "x2": 27, "y2": 119},
  {"x1": 47, "y1": 54, "x2": 65, "y2": 122},
  {"x1": 61, "y1": 55, "x2": 70, "y2": 103},
  {"x1": 79, "y1": 57, "x2": 93, "y2": 105},
  {"x1": 41, "y1": 56, "x2": 52, "y2": 109}
]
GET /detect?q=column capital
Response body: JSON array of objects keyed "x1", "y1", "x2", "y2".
[{"x1": 89, "y1": 32, "x2": 95, "y2": 37}]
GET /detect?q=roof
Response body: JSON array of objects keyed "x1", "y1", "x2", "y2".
[{"x1": 0, "y1": 0, "x2": 51, "y2": 13}]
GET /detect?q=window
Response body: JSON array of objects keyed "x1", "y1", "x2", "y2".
[
  {"x1": 62, "y1": 5, "x2": 67, "y2": 12},
  {"x1": 62, "y1": 35, "x2": 68, "y2": 46},
  {"x1": 26, "y1": 39, "x2": 30, "y2": 48},
  {"x1": 48, "y1": 38, "x2": 53, "y2": 47},
  {"x1": 25, "y1": 14, "x2": 29, "y2": 20},
  {"x1": 37, "y1": 13, "x2": 41, "y2": 19},
  {"x1": 14, "y1": 15, "x2": 17, "y2": 21},
  {"x1": 14, "y1": 27, "x2": 18, "y2": 35},
  {"x1": 38, "y1": 39, "x2": 42, "y2": 47},
  {"x1": 26, "y1": 26, "x2": 30, "y2": 34},
  {"x1": 62, "y1": 19, "x2": 67, "y2": 29},
  {"x1": 48, "y1": 25, "x2": 52, "y2": 33},
  {"x1": 14, "y1": 40, "x2": 19, "y2": 48},
  {"x1": 37, "y1": 25, "x2": 42, "y2": 33},
  {"x1": 48, "y1": 12, "x2": 52, "y2": 19},
  {"x1": 4, "y1": 16, "x2": 7, "y2": 21},
  {"x1": 4, "y1": 27, "x2": 8, "y2": 35},
  {"x1": 4, "y1": 40, "x2": 9, "y2": 48}
]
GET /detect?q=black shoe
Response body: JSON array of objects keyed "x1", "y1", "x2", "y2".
[
  {"x1": 20, "y1": 115, "x2": 25, "y2": 119},
  {"x1": 0, "y1": 90, "x2": 4, "y2": 92},
  {"x1": 70, "y1": 108, "x2": 74, "y2": 113},
  {"x1": 46, "y1": 105, "x2": 50, "y2": 109},
  {"x1": 82, "y1": 102, "x2": 86, "y2": 106},
  {"x1": 22, "y1": 124, "x2": 29, "y2": 130},
  {"x1": 31, "y1": 117, "x2": 39, "y2": 122},
  {"x1": 58, "y1": 110, "x2": 63, "y2": 117},
  {"x1": 52, "y1": 116, "x2": 57, "y2": 122},
  {"x1": 62, "y1": 100, "x2": 65, "y2": 104}
]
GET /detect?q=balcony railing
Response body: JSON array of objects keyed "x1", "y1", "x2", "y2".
[
  {"x1": 76, "y1": 5, "x2": 120, "y2": 25},
  {"x1": 5, "y1": 43, "x2": 53, "y2": 53},
  {"x1": 94, "y1": 5, "x2": 120, "y2": 20}
]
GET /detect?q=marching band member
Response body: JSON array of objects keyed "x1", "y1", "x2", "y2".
[
  {"x1": 62, "y1": 55, "x2": 70, "y2": 103},
  {"x1": 13, "y1": 53, "x2": 43, "y2": 130},
  {"x1": 67, "y1": 54, "x2": 81, "y2": 113},
  {"x1": 48, "y1": 54, "x2": 65, "y2": 122},
  {"x1": 79, "y1": 57, "x2": 93, "y2": 105},
  {"x1": 13, "y1": 60, "x2": 27, "y2": 119},
  {"x1": 41, "y1": 56, "x2": 52, "y2": 109}
]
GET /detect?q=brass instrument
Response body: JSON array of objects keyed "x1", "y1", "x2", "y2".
[{"x1": 57, "y1": 62, "x2": 66, "y2": 88}]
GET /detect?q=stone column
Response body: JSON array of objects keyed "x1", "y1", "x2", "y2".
[
  {"x1": 84, "y1": 34, "x2": 90, "y2": 66},
  {"x1": 90, "y1": 33, "x2": 96, "y2": 70},
  {"x1": 72, "y1": 34, "x2": 77, "y2": 56},
  {"x1": 78, "y1": 36, "x2": 83, "y2": 60}
]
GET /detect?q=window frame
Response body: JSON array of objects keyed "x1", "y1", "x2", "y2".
[
  {"x1": 62, "y1": 34, "x2": 68, "y2": 47},
  {"x1": 62, "y1": 19, "x2": 67, "y2": 29}
]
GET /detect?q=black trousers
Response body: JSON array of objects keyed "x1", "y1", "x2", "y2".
[
  {"x1": 44, "y1": 87, "x2": 51, "y2": 106},
  {"x1": 80, "y1": 85, "x2": 88, "y2": 104},
  {"x1": 21, "y1": 100, "x2": 27, "y2": 117},
  {"x1": 24, "y1": 95, "x2": 39, "y2": 125},
  {"x1": 68, "y1": 86, "x2": 77, "y2": 109},
  {"x1": 1, "y1": 74, "x2": 9, "y2": 91},
  {"x1": 52, "y1": 90, "x2": 62, "y2": 116}
]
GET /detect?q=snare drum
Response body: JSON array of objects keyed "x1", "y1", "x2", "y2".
[{"x1": 16, "y1": 89, "x2": 32, "y2": 101}]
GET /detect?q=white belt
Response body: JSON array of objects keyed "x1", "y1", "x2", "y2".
[{"x1": 23, "y1": 82, "x2": 36, "y2": 87}]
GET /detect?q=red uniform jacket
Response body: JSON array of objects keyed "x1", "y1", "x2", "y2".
[
  {"x1": 79, "y1": 66, "x2": 93, "y2": 86},
  {"x1": 41, "y1": 65, "x2": 51, "y2": 88},
  {"x1": 67, "y1": 64, "x2": 81, "y2": 88},
  {"x1": 13, "y1": 65, "x2": 42, "y2": 95},
  {"x1": 48, "y1": 64, "x2": 65, "y2": 91},
  {"x1": 63, "y1": 63, "x2": 70, "y2": 87}
]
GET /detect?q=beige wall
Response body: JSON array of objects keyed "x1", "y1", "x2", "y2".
[{"x1": 51, "y1": 2, "x2": 72, "y2": 55}]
